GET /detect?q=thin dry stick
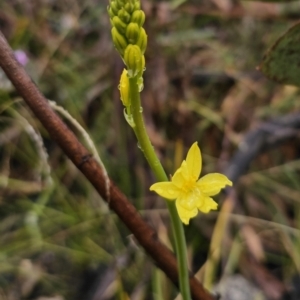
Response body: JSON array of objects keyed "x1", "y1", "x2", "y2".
[{"x1": 0, "y1": 31, "x2": 214, "y2": 300}]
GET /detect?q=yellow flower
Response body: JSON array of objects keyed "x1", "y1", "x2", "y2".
[{"x1": 150, "y1": 142, "x2": 232, "y2": 225}]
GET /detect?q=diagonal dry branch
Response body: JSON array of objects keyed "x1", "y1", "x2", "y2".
[{"x1": 0, "y1": 31, "x2": 214, "y2": 300}]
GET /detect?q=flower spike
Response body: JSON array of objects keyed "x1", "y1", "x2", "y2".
[{"x1": 108, "y1": 0, "x2": 147, "y2": 77}]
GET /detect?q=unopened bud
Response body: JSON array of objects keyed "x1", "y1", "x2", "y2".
[
  {"x1": 112, "y1": 16, "x2": 127, "y2": 34},
  {"x1": 109, "y1": 1, "x2": 119, "y2": 16},
  {"x1": 119, "y1": 69, "x2": 130, "y2": 106},
  {"x1": 137, "y1": 55, "x2": 145, "y2": 78},
  {"x1": 124, "y1": 44, "x2": 143, "y2": 77},
  {"x1": 107, "y1": 7, "x2": 115, "y2": 19},
  {"x1": 118, "y1": 8, "x2": 131, "y2": 23},
  {"x1": 142, "y1": 55, "x2": 145, "y2": 71},
  {"x1": 115, "y1": 0, "x2": 125, "y2": 9},
  {"x1": 131, "y1": 10, "x2": 145, "y2": 27},
  {"x1": 111, "y1": 27, "x2": 128, "y2": 56},
  {"x1": 136, "y1": 27, "x2": 147, "y2": 54},
  {"x1": 124, "y1": 2, "x2": 134, "y2": 13},
  {"x1": 134, "y1": 1, "x2": 140, "y2": 10},
  {"x1": 126, "y1": 22, "x2": 140, "y2": 44}
]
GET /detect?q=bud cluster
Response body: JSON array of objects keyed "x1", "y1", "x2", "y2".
[{"x1": 108, "y1": 0, "x2": 147, "y2": 79}]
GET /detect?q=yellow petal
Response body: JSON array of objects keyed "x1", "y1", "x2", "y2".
[
  {"x1": 197, "y1": 196, "x2": 218, "y2": 213},
  {"x1": 177, "y1": 189, "x2": 200, "y2": 211},
  {"x1": 179, "y1": 160, "x2": 190, "y2": 181},
  {"x1": 150, "y1": 182, "x2": 180, "y2": 200},
  {"x1": 186, "y1": 142, "x2": 201, "y2": 181},
  {"x1": 176, "y1": 200, "x2": 198, "y2": 225},
  {"x1": 196, "y1": 173, "x2": 232, "y2": 196},
  {"x1": 171, "y1": 167, "x2": 186, "y2": 189}
]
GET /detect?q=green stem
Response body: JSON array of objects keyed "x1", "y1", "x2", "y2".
[
  {"x1": 129, "y1": 76, "x2": 191, "y2": 300},
  {"x1": 152, "y1": 268, "x2": 164, "y2": 300}
]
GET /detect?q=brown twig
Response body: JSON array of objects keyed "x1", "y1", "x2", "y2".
[{"x1": 0, "y1": 31, "x2": 214, "y2": 300}]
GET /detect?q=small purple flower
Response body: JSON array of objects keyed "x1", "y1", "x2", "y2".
[{"x1": 14, "y1": 50, "x2": 29, "y2": 66}]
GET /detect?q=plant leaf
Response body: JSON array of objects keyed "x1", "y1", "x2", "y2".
[{"x1": 260, "y1": 22, "x2": 300, "y2": 87}]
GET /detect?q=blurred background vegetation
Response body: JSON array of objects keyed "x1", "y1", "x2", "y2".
[{"x1": 0, "y1": 0, "x2": 300, "y2": 299}]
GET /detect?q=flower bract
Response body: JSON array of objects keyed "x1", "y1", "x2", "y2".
[{"x1": 150, "y1": 142, "x2": 232, "y2": 225}]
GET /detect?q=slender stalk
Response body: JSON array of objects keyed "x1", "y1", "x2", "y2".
[
  {"x1": 152, "y1": 268, "x2": 164, "y2": 300},
  {"x1": 129, "y1": 76, "x2": 191, "y2": 300}
]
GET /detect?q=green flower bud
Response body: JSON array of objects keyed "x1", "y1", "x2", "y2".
[
  {"x1": 112, "y1": 16, "x2": 127, "y2": 34},
  {"x1": 124, "y1": 2, "x2": 134, "y2": 14},
  {"x1": 126, "y1": 22, "x2": 140, "y2": 44},
  {"x1": 119, "y1": 69, "x2": 130, "y2": 106},
  {"x1": 137, "y1": 55, "x2": 145, "y2": 78},
  {"x1": 134, "y1": 1, "x2": 140, "y2": 10},
  {"x1": 107, "y1": 7, "x2": 115, "y2": 19},
  {"x1": 136, "y1": 27, "x2": 147, "y2": 54},
  {"x1": 142, "y1": 55, "x2": 145, "y2": 70},
  {"x1": 124, "y1": 44, "x2": 143, "y2": 77},
  {"x1": 109, "y1": 1, "x2": 119, "y2": 16},
  {"x1": 131, "y1": 10, "x2": 145, "y2": 27},
  {"x1": 110, "y1": 19, "x2": 114, "y2": 28},
  {"x1": 111, "y1": 27, "x2": 128, "y2": 56},
  {"x1": 118, "y1": 8, "x2": 131, "y2": 23},
  {"x1": 116, "y1": 0, "x2": 125, "y2": 9}
]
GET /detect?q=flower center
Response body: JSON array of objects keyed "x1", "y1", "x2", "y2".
[
  {"x1": 178, "y1": 187, "x2": 201, "y2": 210},
  {"x1": 181, "y1": 180, "x2": 196, "y2": 193}
]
